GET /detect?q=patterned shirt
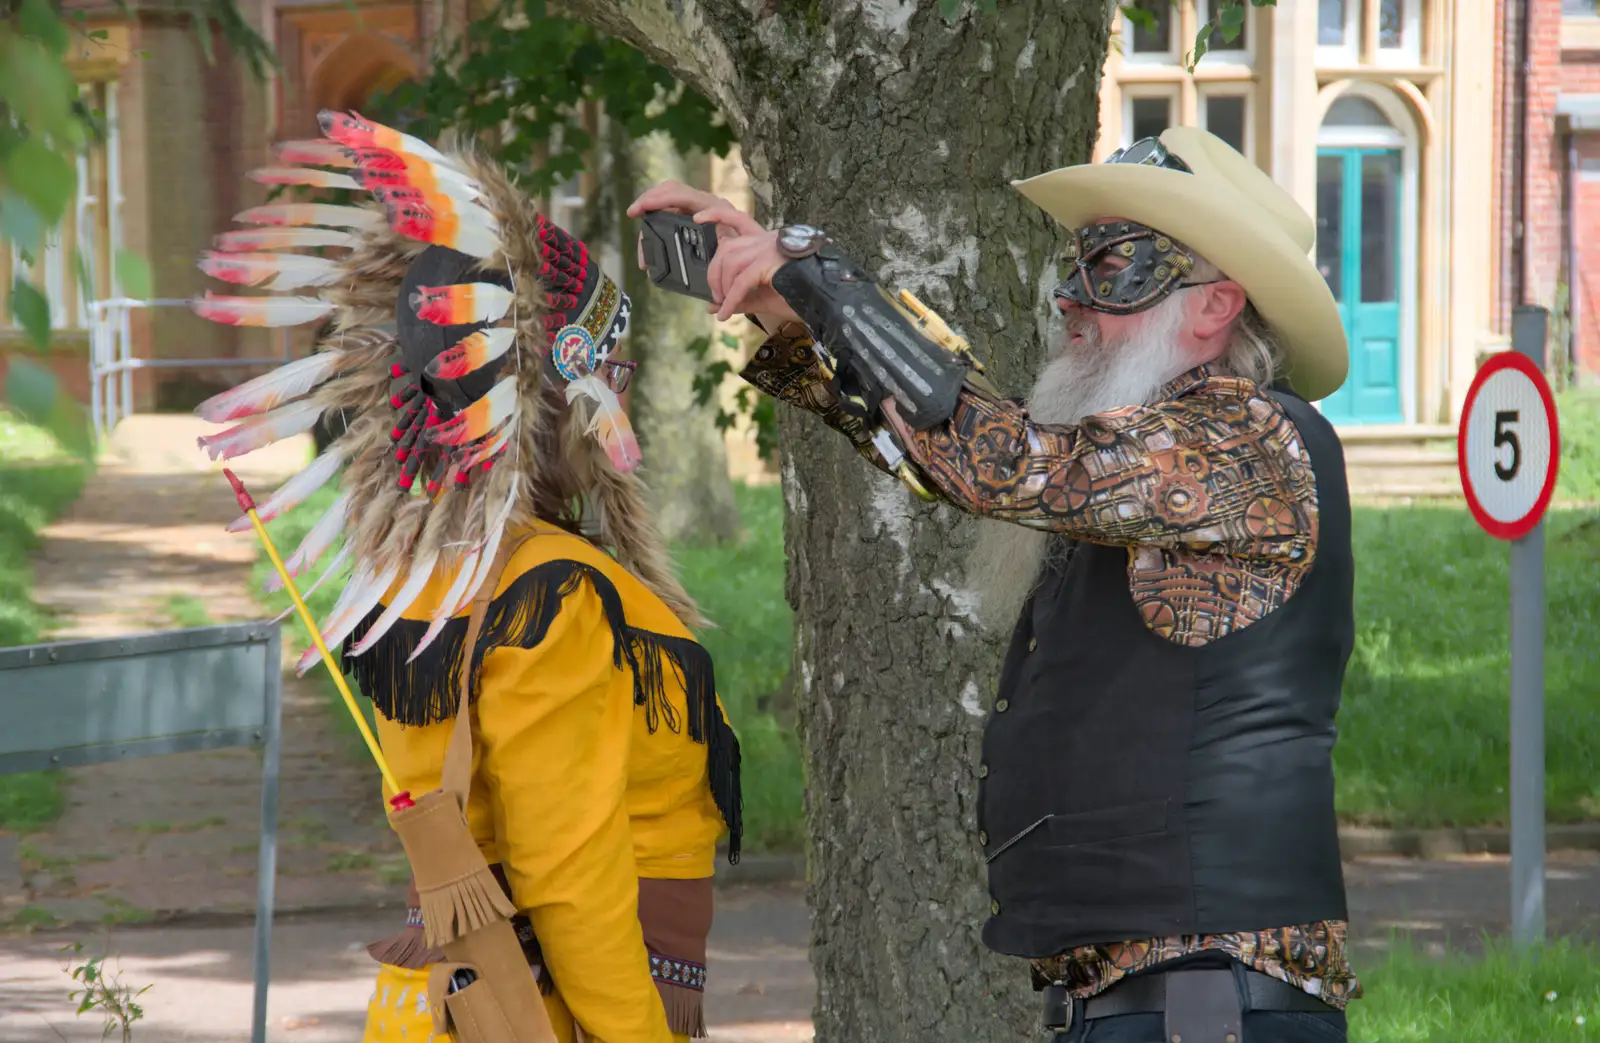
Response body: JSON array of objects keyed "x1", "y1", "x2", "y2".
[{"x1": 741, "y1": 321, "x2": 1363, "y2": 1009}]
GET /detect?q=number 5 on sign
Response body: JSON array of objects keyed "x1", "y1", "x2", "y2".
[{"x1": 1459, "y1": 351, "x2": 1561, "y2": 541}]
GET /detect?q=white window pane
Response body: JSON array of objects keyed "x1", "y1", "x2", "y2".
[
  {"x1": 1564, "y1": 0, "x2": 1598, "y2": 16},
  {"x1": 1325, "y1": 96, "x2": 1394, "y2": 128},
  {"x1": 1204, "y1": 95, "x2": 1248, "y2": 155}
]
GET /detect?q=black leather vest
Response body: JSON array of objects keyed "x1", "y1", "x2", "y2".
[{"x1": 976, "y1": 387, "x2": 1355, "y2": 958}]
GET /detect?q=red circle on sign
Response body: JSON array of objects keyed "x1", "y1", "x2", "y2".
[{"x1": 1457, "y1": 351, "x2": 1561, "y2": 541}]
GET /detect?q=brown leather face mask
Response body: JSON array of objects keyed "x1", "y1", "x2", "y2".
[{"x1": 1052, "y1": 220, "x2": 1207, "y2": 316}]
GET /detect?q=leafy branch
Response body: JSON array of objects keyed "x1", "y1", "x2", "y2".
[
  {"x1": 61, "y1": 941, "x2": 152, "y2": 1042},
  {"x1": 372, "y1": 0, "x2": 733, "y2": 198},
  {"x1": 1117, "y1": 0, "x2": 1278, "y2": 70}
]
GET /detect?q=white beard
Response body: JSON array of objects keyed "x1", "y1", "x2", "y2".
[{"x1": 964, "y1": 292, "x2": 1194, "y2": 634}]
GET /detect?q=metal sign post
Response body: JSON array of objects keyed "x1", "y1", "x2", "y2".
[
  {"x1": 1457, "y1": 306, "x2": 1561, "y2": 948},
  {"x1": 0, "y1": 622, "x2": 283, "y2": 1043}
]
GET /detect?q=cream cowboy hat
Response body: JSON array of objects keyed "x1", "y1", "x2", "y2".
[{"x1": 1010, "y1": 126, "x2": 1348, "y2": 402}]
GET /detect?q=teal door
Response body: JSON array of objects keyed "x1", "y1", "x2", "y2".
[{"x1": 1315, "y1": 147, "x2": 1404, "y2": 424}]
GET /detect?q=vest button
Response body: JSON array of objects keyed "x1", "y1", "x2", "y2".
[
  {"x1": 979, "y1": 830, "x2": 988, "y2": 845},
  {"x1": 978, "y1": 764, "x2": 989, "y2": 779},
  {"x1": 990, "y1": 899, "x2": 1000, "y2": 915},
  {"x1": 1028, "y1": 636, "x2": 1037, "y2": 652},
  {"x1": 995, "y1": 698, "x2": 1010, "y2": 713}
]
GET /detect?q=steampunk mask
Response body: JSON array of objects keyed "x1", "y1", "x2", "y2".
[{"x1": 1051, "y1": 137, "x2": 1219, "y2": 317}]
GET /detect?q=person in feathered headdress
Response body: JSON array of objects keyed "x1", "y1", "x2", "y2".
[{"x1": 191, "y1": 111, "x2": 742, "y2": 1043}]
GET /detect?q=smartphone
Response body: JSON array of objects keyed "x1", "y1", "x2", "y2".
[{"x1": 640, "y1": 211, "x2": 718, "y2": 302}]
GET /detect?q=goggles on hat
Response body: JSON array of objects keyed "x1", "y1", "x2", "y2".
[{"x1": 1051, "y1": 139, "x2": 1220, "y2": 316}]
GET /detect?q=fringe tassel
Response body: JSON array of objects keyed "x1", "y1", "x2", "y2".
[
  {"x1": 365, "y1": 925, "x2": 445, "y2": 970},
  {"x1": 416, "y1": 863, "x2": 516, "y2": 950},
  {"x1": 657, "y1": 980, "x2": 708, "y2": 1039},
  {"x1": 709, "y1": 705, "x2": 744, "y2": 865},
  {"x1": 345, "y1": 557, "x2": 743, "y2": 862}
]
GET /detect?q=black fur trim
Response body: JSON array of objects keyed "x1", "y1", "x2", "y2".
[{"x1": 341, "y1": 559, "x2": 742, "y2": 861}]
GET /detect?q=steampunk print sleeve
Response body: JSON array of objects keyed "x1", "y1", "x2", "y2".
[{"x1": 742, "y1": 331, "x2": 1323, "y2": 645}]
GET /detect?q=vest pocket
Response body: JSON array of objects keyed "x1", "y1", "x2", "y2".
[
  {"x1": 988, "y1": 798, "x2": 1186, "y2": 924},
  {"x1": 1036, "y1": 798, "x2": 1170, "y2": 848}
]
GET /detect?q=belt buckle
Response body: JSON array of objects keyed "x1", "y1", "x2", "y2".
[{"x1": 1042, "y1": 983, "x2": 1072, "y2": 1032}]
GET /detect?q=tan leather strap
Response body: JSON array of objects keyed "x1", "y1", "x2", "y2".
[{"x1": 441, "y1": 535, "x2": 532, "y2": 806}]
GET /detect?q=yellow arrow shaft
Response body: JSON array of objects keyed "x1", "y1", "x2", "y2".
[{"x1": 244, "y1": 506, "x2": 401, "y2": 797}]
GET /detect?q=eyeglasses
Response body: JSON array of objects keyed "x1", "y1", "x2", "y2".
[
  {"x1": 601, "y1": 358, "x2": 636, "y2": 394},
  {"x1": 1104, "y1": 137, "x2": 1192, "y2": 174}
]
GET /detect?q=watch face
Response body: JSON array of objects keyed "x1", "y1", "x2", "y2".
[{"x1": 779, "y1": 224, "x2": 826, "y2": 258}]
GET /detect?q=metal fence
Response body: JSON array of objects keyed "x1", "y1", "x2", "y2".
[
  {"x1": 88, "y1": 298, "x2": 292, "y2": 441},
  {"x1": 0, "y1": 622, "x2": 284, "y2": 1043}
]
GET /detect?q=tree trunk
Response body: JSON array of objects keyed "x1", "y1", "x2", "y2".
[
  {"x1": 565, "y1": 3, "x2": 1110, "y2": 1038},
  {"x1": 614, "y1": 128, "x2": 743, "y2": 545}
]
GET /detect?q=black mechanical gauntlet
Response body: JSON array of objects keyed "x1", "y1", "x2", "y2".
[{"x1": 770, "y1": 228, "x2": 974, "y2": 431}]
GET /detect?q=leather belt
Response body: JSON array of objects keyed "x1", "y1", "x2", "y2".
[{"x1": 1043, "y1": 967, "x2": 1335, "y2": 1033}]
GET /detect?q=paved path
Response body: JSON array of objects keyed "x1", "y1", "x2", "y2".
[
  {"x1": 5, "y1": 856, "x2": 1600, "y2": 1042},
  {"x1": 4, "y1": 415, "x2": 408, "y2": 928}
]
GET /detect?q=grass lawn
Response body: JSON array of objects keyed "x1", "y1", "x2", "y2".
[
  {"x1": 0, "y1": 412, "x2": 92, "y2": 831},
  {"x1": 1351, "y1": 939, "x2": 1600, "y2": 1042}
]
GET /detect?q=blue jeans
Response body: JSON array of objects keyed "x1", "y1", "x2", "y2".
[{"x1": 1053, "y1": 1009, "x2": 1347, "y2": 1043}]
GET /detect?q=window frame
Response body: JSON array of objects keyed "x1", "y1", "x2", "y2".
[
  {"x1": 1194, "y1": 0, "x2": 1254, "y2": 65},
  {"x1": 1120, "y1": 0, "x2": 1181, "y2": 66},
  {"x1": 1373, "y1": 0, "x2": 1424, "y2": 66},
  {"x1": 1121, "y1": 85, "x2": 1181, "y2": 149},
  {"x1": 1316, "y1": 0, "x2": 1361, "y2": 64}
]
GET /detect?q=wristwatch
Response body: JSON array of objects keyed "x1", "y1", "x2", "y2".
[{"x1": 777, "y1": 224, "x2": 830, "y2": 260}]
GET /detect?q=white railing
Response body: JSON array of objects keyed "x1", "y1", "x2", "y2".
[{"x1": 88, "y1": 298, "x2": 293, "y2": 441}]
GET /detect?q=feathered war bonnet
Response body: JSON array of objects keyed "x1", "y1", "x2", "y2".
[{"x1": 189, "y1": 110, "x2": 701, "y2": 673}]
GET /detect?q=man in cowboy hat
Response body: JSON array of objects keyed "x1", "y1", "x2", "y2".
[{"x1": 631, "y1": 126, "x2": 1361, "y2": 1042}]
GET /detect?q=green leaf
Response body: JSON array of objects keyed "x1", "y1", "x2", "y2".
[
  {"x1": 74, "y1": 249, "x2": 94, "y2": 303},
  {"x1": 89, "y1": 29, "x2": 110, "y2": 41},
  {"x1": 8, "y1": 277, "x2": 52, "y2": 351},
  {"x1": 1219, "y1": 1, "x2": 1246, "y2": 41},
  {"x1": 1186, "y1": 22, "x2": 1215, "y2": 71},
  {"x1": 114, "y1": 249, "x2": 151, "y2": 300},
  {"x1": 4, "y1": 355, "x2": 94, "y2": 459},
  {"x1": 0, "y1": 190, "x2": 46, "y2": 257},
  {"x1": 937, "y1": 0, "x2": 962, "y2": 22},
  {"x1": 5, "y1": 138, "x2": 77, "y2": 225},
  {"x1": 18, "y1": 0, "x2": 72, "y2": 57}
]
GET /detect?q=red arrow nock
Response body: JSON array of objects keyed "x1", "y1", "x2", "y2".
[
  {"x1": 222, "y1": 468, "x2": 257, "y2": 514},
  {"x1": 389, "y1": 791, "x2": 415, "y2": 810}
]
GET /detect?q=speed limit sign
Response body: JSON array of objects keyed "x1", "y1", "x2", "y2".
[{"x1": 1458, "y1": 350, "x2": 1561, "y2": 541}]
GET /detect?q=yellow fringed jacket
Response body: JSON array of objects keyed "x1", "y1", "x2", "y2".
[{"x1": 350, "y1": 526, "x2": 739, "y2": 1043}]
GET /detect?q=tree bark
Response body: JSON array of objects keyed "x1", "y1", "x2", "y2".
[
  {"x1": 565, "y1": 3, "x2": 1111, "y2": 1038},
  {"x1": 614, "y1": 130, "x2": 743, "y2": 545}
]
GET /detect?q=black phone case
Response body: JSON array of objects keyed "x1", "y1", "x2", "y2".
[{"x1": 640, "y1": 211, "x2": 718, "y2": 302}]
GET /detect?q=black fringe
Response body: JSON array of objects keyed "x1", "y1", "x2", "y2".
[{"x1": 342, "y1": 558, "x2": 743, "y2": 863}]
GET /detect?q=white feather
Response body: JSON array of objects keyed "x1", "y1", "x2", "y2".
[
  {"x1": 407, "y1": 547, "x2": 481, "y2": 663},
  {"x1": 295, "y1": 562, "x2": 401, "y2": 675},
  {"x1": 194, "y1": 351, "x2": 343, "y2": 423},
  {"x1": 226, "y1": 447, "x2": 344, "y2": 531},
  {"x1": 270, "y1": 543, "x2": 350, "y2": 610},
  {"x1": 197, "y1": 399, "x2": 324, "y2": 462},
  {"x1": 282, "y1": 491, "x2": 351, "y2": 576},
  {"x1": 345, "y1": 550, "x2": 441, "y2": 657},
  {"x1": 442, "y1": 476, "x2": 519, "y2": 625}
]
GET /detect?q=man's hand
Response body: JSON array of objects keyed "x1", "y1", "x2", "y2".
[{"x1": 627, "y1": 180, "x2": 800, "y2": 326}]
